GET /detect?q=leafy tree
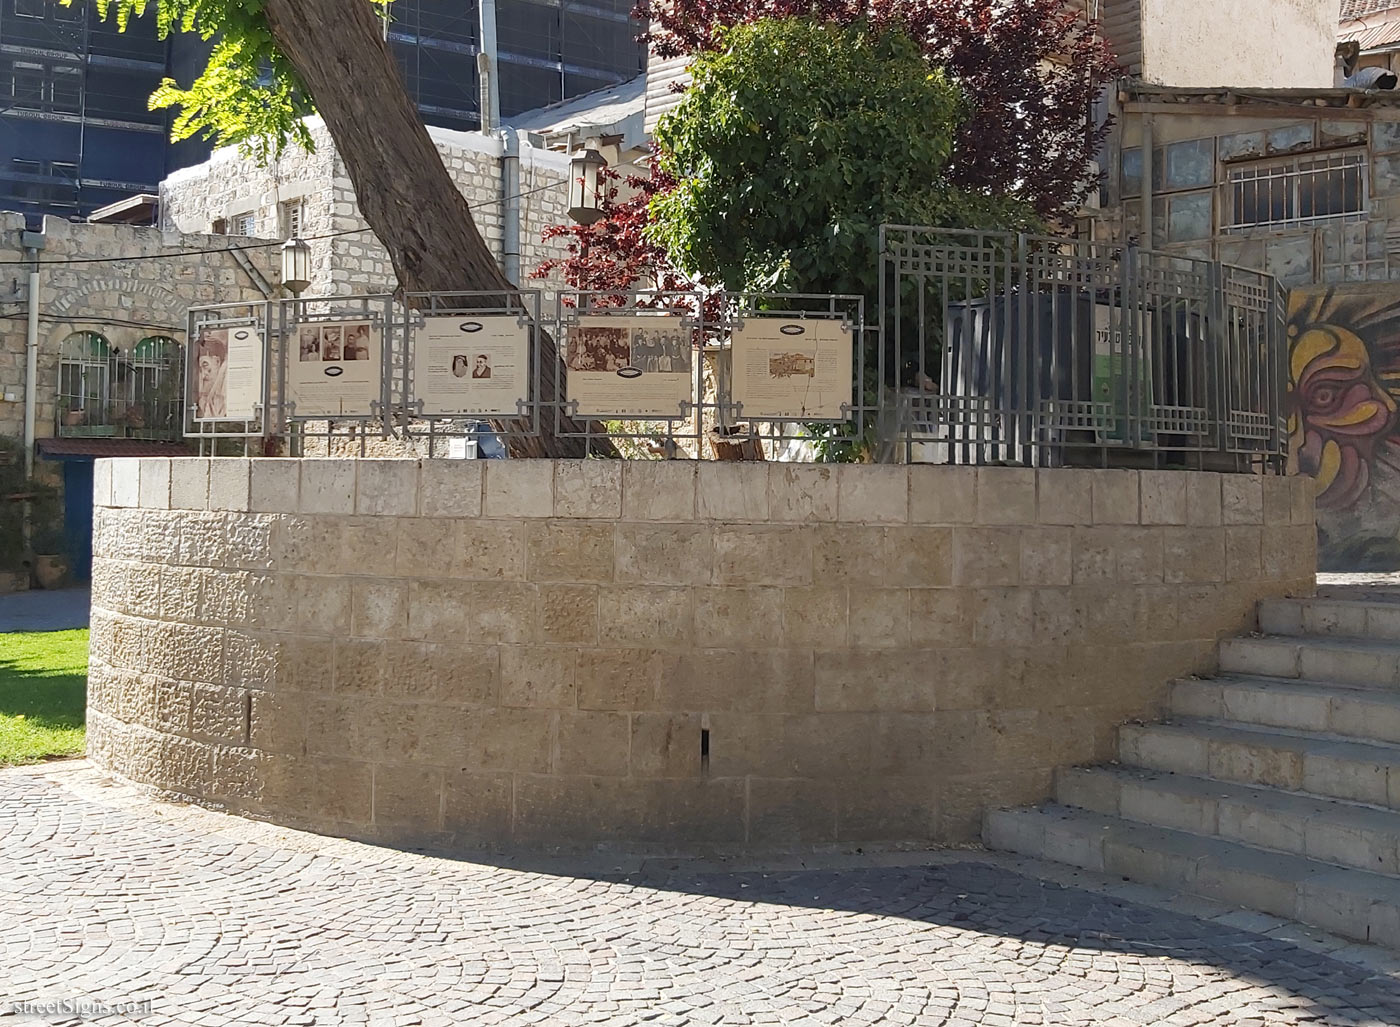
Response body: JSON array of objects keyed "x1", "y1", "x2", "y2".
[
  {"x1": 81, "y1": 0, "x2": 611, "y2": 457},
  {"x1": 648, "y1": 18, "x2": 1032, "y2": 300},
  {"x1": 637, "y1": 0, "x2": 1120, "y2": 221}
]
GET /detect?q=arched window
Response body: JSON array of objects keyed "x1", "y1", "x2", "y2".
[
  {"x1": 127, "y1": 336, "x2": 181, "y2": 435},
  {"x1": 58, "y1": 331, "x2": 111, "y2": 429}
]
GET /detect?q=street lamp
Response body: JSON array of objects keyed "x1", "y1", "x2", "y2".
[
  {"x1": 280, "y1": 237, "x2": 312, "y2": 297},
  {"x1": 567, "y1": 145, "x2": 608, "y2": 226}
]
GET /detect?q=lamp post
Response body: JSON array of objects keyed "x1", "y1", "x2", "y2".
[
  {"x1": 567, "y1": 145, "x2": 608, "y2": 226},
  {"x1": 280, "y1": 237, "x2": 312, "y2": 297}
]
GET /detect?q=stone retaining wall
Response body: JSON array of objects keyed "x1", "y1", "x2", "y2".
[{"x1": 86, "y1": 459, "x2": 1316, "y2": 851}]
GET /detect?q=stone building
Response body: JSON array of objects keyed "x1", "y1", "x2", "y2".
[
  {"x1": 0, "y1": 212, "x2": 278, "y2": 582},
  {"x1": 159, "y1": 118, "x2": 577, "y2": 298}
]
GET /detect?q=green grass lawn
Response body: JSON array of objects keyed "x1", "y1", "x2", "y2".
[{"x1": 0, "y1": 629, "x2": 88, "y2": 765}]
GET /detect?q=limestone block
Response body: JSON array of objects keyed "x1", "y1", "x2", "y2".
[
  {"x1": 630, "y1": 711, "x2": 703, "y2": 777},
  {"x1": 837, "y1": 464, "x2": 907, "y2": 524},
  {"x1": 622, "y1": 461, "x2": 697, "y2": 521},
  {"x1": 952, "y1": 527, "x2": 1021, "y2": 587},
  {"x1": 972, "y1": 588, "x2": 1035, "y2": 646},
  {"x1": 249, "y1": 459, "x2": 300, "y2": 514},
  {"x1": 189, "y1": 683, "x2": 248, "y2": 745},
  {"x1": 615, "y1": 524, "x2": 713, "y2": 585},
  {"x1": 138, "y1": 458, "x2": 170, "y2": 510},
  {"x1": 847, "y1": 587, "x2": 910, "y2": 649},
  {"x1": 748, "y1": 778, "x2": 838, "y2": 844},
  {"x1": 555, "y1": 712, "x2": 630, "y2": 776},
  {"x1": 351, "y1": 579, "x2": 409, "y2": 639},
  {"x1": 284, "y1": 576, "x2": 352, "y2": 636},
  {"x1": 1139, "y1": 470, "x2": 1188, "y2": 525},
  {"x1": 694, "y1": 586, "x2": 783, "y2": 648},
  {"x1": 881, "y1": 526, "x2": 954, "y2": 587},
  {"x1": 441, "y1": 770, "x2": 513, "y2": 842},
  {"x1": 813, "y1": 651, "x2": 933, "y2": 713},
  {"x1": 460, "y1": 708, "x2": 553, "y2": 773},
  {"x1": 713, "y1": 526, "x2": 813, "y2": 586},
  {"x1": 526, "y1": 522, "x2": 614, "y2": 583},
  {"x1": 1020, "y1": 527, "x2": 1073, "y2": 586},
  {"x1": 910, "y1": 466, "x2": 976, "y2": 524},
  {"x1": 1036, "y1": 469, "x2": 1095, "y2": 525},
  {"x1": 599, "y1": 586, "x2": 694, "y2": 647},
  {"x1": 419, "y1": 459, "x2": 483, "y2": 518},
  {"x1": 111, "y1": 458, "x2": 140, "y2": 509},
  {"x1": 1290, "y1": 474, "x2": 1316, "y2": 525},
  {"x1": 248, "y1": 691, "x2": 305, "y2": 754},
  {"x1": 1113, "y1": 527, "x2": 1165, "y2": 584},
  {"x1": 296, "y1": 757, "x2": 372, "y2": 824},
  {"x1": 976, "y1": 467, "x2": 1036, "y2": 524},
  {"x1": 484, "y1": 460, "x2": 553, "y2": 518},
  {"x1": 1092, "y1": 470, "x2": 1140, "y2": 524},
  {"x1": 381, "y1": 641, "x2": 498, "y2": 706},
  {"x1": 1185, "y1": 472, "x2": 1223, "y2": 526},
  {"x1": 332, "y1": 517, "x2": 396, "y2": 578},
  {"x1": 1261, "y1": 475, "x2": 1293, "y2": 526},
  {"x1": 811, "y1": 526, "x2": 888, "y2": 587},
  {"x1": 769, "y1": 464, "x2": 837, "y2": 523},
  {"x1": 1225, "y1": 527, "x2": 1263, "y2": 582},
  {"x1": 93, "y1": 459, "x2": 113, "y2": 508},
  {"x1": 208, "y1": 459, "x2": 251, "y2": 512},
  {"x1": 532, "y1": 584, "x2": 599, "y2": 645},
  {"x1": 1209, "y1": 739, "x2": 1304, "y2": 791},
  {"x1": 372, "y1": 763, "x2": 444, "y2": 829},
  {"x1": 907, "y1": 589, "x2": 974, "y2": 648},
  {"x1": 834, "y1": 777, "x2": 938, "y2": 842},
  {"x1": 300, "y1": 460, "x2": 356, "y2": 515},
  {"x1": 1304, "y1": 752, "x2": 1389, "y2": 805},
  {"x1": 575, "y1": 648, "x2": 663, "y2": 710},
  {"x1": 499, "y1": 646, "x2": 577, "y2": 708},
  {"x1": 512, "y1": 778, "x2": 746, "y2": 845},
  {"x1": 225, "y1": 516, "x2": 275, "y2": 572},
  {"x1": 782, "y1": 586, "x2": 850, "y2": 648},
  {"x1": 1163, "y1": 527, "x2": 1226, "y2": 584},
  {"x1": 698, "y1": 462, "x2": 768, "y2": 521},
  {"x1": 554, "y1": 459, "x2": 622, "y2": 518},
  {"x1": 1222, "y1": 475, "x2": 1264, "y2": 526},
  {"x1": 355, "y1": 460, "x2": 418, "y2": 517}
]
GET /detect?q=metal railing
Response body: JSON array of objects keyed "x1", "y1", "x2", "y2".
[{"x1": 879, "y1": 228, "x2": 1289, "y2": 471}]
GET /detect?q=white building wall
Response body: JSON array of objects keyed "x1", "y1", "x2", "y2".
[
  {"x1": 1137, "y1": 0, "x2": 1340, "y2": 89},
  {"x1": 160, "y1": 118, "x2": 574, "y2": 299}
]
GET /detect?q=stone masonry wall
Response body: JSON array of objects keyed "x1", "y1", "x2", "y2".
[
  {"x1": 159, "y1": 119, "x2": 573, "y2": 299},
  {"x1": 0, "y1": 213, "x2": 277, "y2": 448},
  {"x1": 86, "y1": 460, "x2": 1317, "y2": 852}
]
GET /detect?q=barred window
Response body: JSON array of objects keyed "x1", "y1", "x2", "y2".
[{"x1": 1226, "y1": 151, "x2": 1367, "y2": 232}]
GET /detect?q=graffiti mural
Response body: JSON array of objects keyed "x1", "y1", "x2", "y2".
[{"x1": 1288, "y1": 285, "x2": 1400, "y2": 570}]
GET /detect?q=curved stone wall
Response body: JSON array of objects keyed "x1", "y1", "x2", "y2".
[{"x1": 87, "y1": 458, "x2": 1316, "y2": 851}]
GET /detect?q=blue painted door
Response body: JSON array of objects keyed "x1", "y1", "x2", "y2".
[{"x1": 63, "y1": 460, "x2": 94, "y2": 583}]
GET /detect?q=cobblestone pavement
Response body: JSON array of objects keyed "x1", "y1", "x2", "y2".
[{"x1": 3, "y1": 764, "x2": 1400, "y2": 1027}]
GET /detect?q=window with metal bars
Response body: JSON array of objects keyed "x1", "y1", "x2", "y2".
[
  {"x1": 1226, "y1": 151, "x2": 1367, "y2": 232},
  {"x1": 280, "y1": 200, "x2": 303, "y2": 240},
  {"x1": 231, "y1": 211, "x2": 257, "y2": 237}
]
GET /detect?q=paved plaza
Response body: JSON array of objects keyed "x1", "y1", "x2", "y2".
[{"x1": 2, "y1": 764, "x2": 1399, "y2": 1025}]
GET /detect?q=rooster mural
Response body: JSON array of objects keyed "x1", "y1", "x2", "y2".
[{"x1": 1288, "y1": 286, "x2": 1400, "y2": 569}]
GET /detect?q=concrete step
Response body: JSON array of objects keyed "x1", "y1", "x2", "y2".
[
  {"x1": 1260, "y1": 596, "x2": 1400, "y2": 643},
  {"x1": 1056, "y1": 765, "x2": 1400, "y2": 874},
  {"x1": 1219, "y1": 635, "x2": 1400, "y2": 688},
  {"x1": 984, "y1": 805, "x2": 1400, "y2": 946},
  {"x1": 1170, "y1": 675, "x2": 1400, "y2": 746},
  {"x1": 1118, "y1": 719, "x2": 1400, "y2": 808}
]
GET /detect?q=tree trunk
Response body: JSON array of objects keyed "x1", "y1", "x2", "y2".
[{"x1": 260, "y1": 0, "x2": 615, "y2": 459}]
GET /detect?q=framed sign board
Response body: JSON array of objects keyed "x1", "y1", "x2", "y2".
[
  {"x1": 190, "y1": 322, "x2": 264, "y2": 422},
  {"x1": 287, "y1": 320, "x2": 382, "y2": 417},
  {"x1": 565, "y1": 315, "x2": 693, "y2": 418},
  {"x1": 730, "y1": 316, "x2": 853, "y2": 420},
  {"x1": 416, "y1": 314, "x2": 530, "y2": 417}
]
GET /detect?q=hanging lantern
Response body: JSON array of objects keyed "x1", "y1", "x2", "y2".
[
  {"x1": 567, "y1": 146, "x2": 608, "y2": 226},
  {"x1": 281, "y1": 237, "x2": 312, "y2": 297}
]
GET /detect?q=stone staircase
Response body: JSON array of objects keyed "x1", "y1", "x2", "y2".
[{"x1": 985, "y1": 588, "x2": 1400, "y2": 947}]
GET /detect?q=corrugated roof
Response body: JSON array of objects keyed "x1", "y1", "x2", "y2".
[
  {"x1": 1342, "y1": 0, "x2": 1400, "y2": 19},
  {"x1": 36, "y1": 438, "x2": 190, "y2": 459},
  {"x1": 1341, "y1": 19, "x2": 1400, "y2": 48}
]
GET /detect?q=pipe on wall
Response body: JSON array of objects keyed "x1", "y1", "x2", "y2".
[
  {"x1": 21, "y1": 226, "x2": 45, "y2": 479},
  {"x1": 500, "y1": 127, "x2": 521, "y2": 286}
]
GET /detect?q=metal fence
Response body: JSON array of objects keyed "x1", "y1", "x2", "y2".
[
  {"x1": 879, "y1": 227, "x2": 1289, "y2": 471},
  {"x1": 181, "y1": 227, "x2": 1289, "y2": 470}
]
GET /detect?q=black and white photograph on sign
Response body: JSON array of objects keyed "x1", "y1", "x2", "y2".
[
  {"x1": 416, "y1": 315, "x2": 528, "y2": 417},
  {"x1": 298, "y1": 325, "x2": 320, "y2": 362},
  {"x1": 286, "y1": 320, "x2": 381, "y2": 417},
  {"x1": 566, "y1": 316, "x2": 694, "y2": 418},
  {"x1": 731, "y1": 317, "x2": 852, "y2": 420},
  {"x1": 192, "y1": 323, "x2": 264, "y2": 422}
]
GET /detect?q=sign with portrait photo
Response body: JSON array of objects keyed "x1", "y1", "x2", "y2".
[
  {"x1": 565, "y1": 315, "x2": 693, "y2": 418},
  {"x1": 416, "y1": 315, "x2": 530, "y2": 416},
  {"x1": 731, "y1": 317, "x2": 853, "y2": 420},
  {"x1": 287, "y1": 320, "x2": 382, "y2": 417},
  {"x1": 191, "y1": 323, "x2": 264, "y2": 422}
]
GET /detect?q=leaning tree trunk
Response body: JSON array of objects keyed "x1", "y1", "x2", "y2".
[{"x1": 261, "y1": 0, "x2": 615, "y2": 459}]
